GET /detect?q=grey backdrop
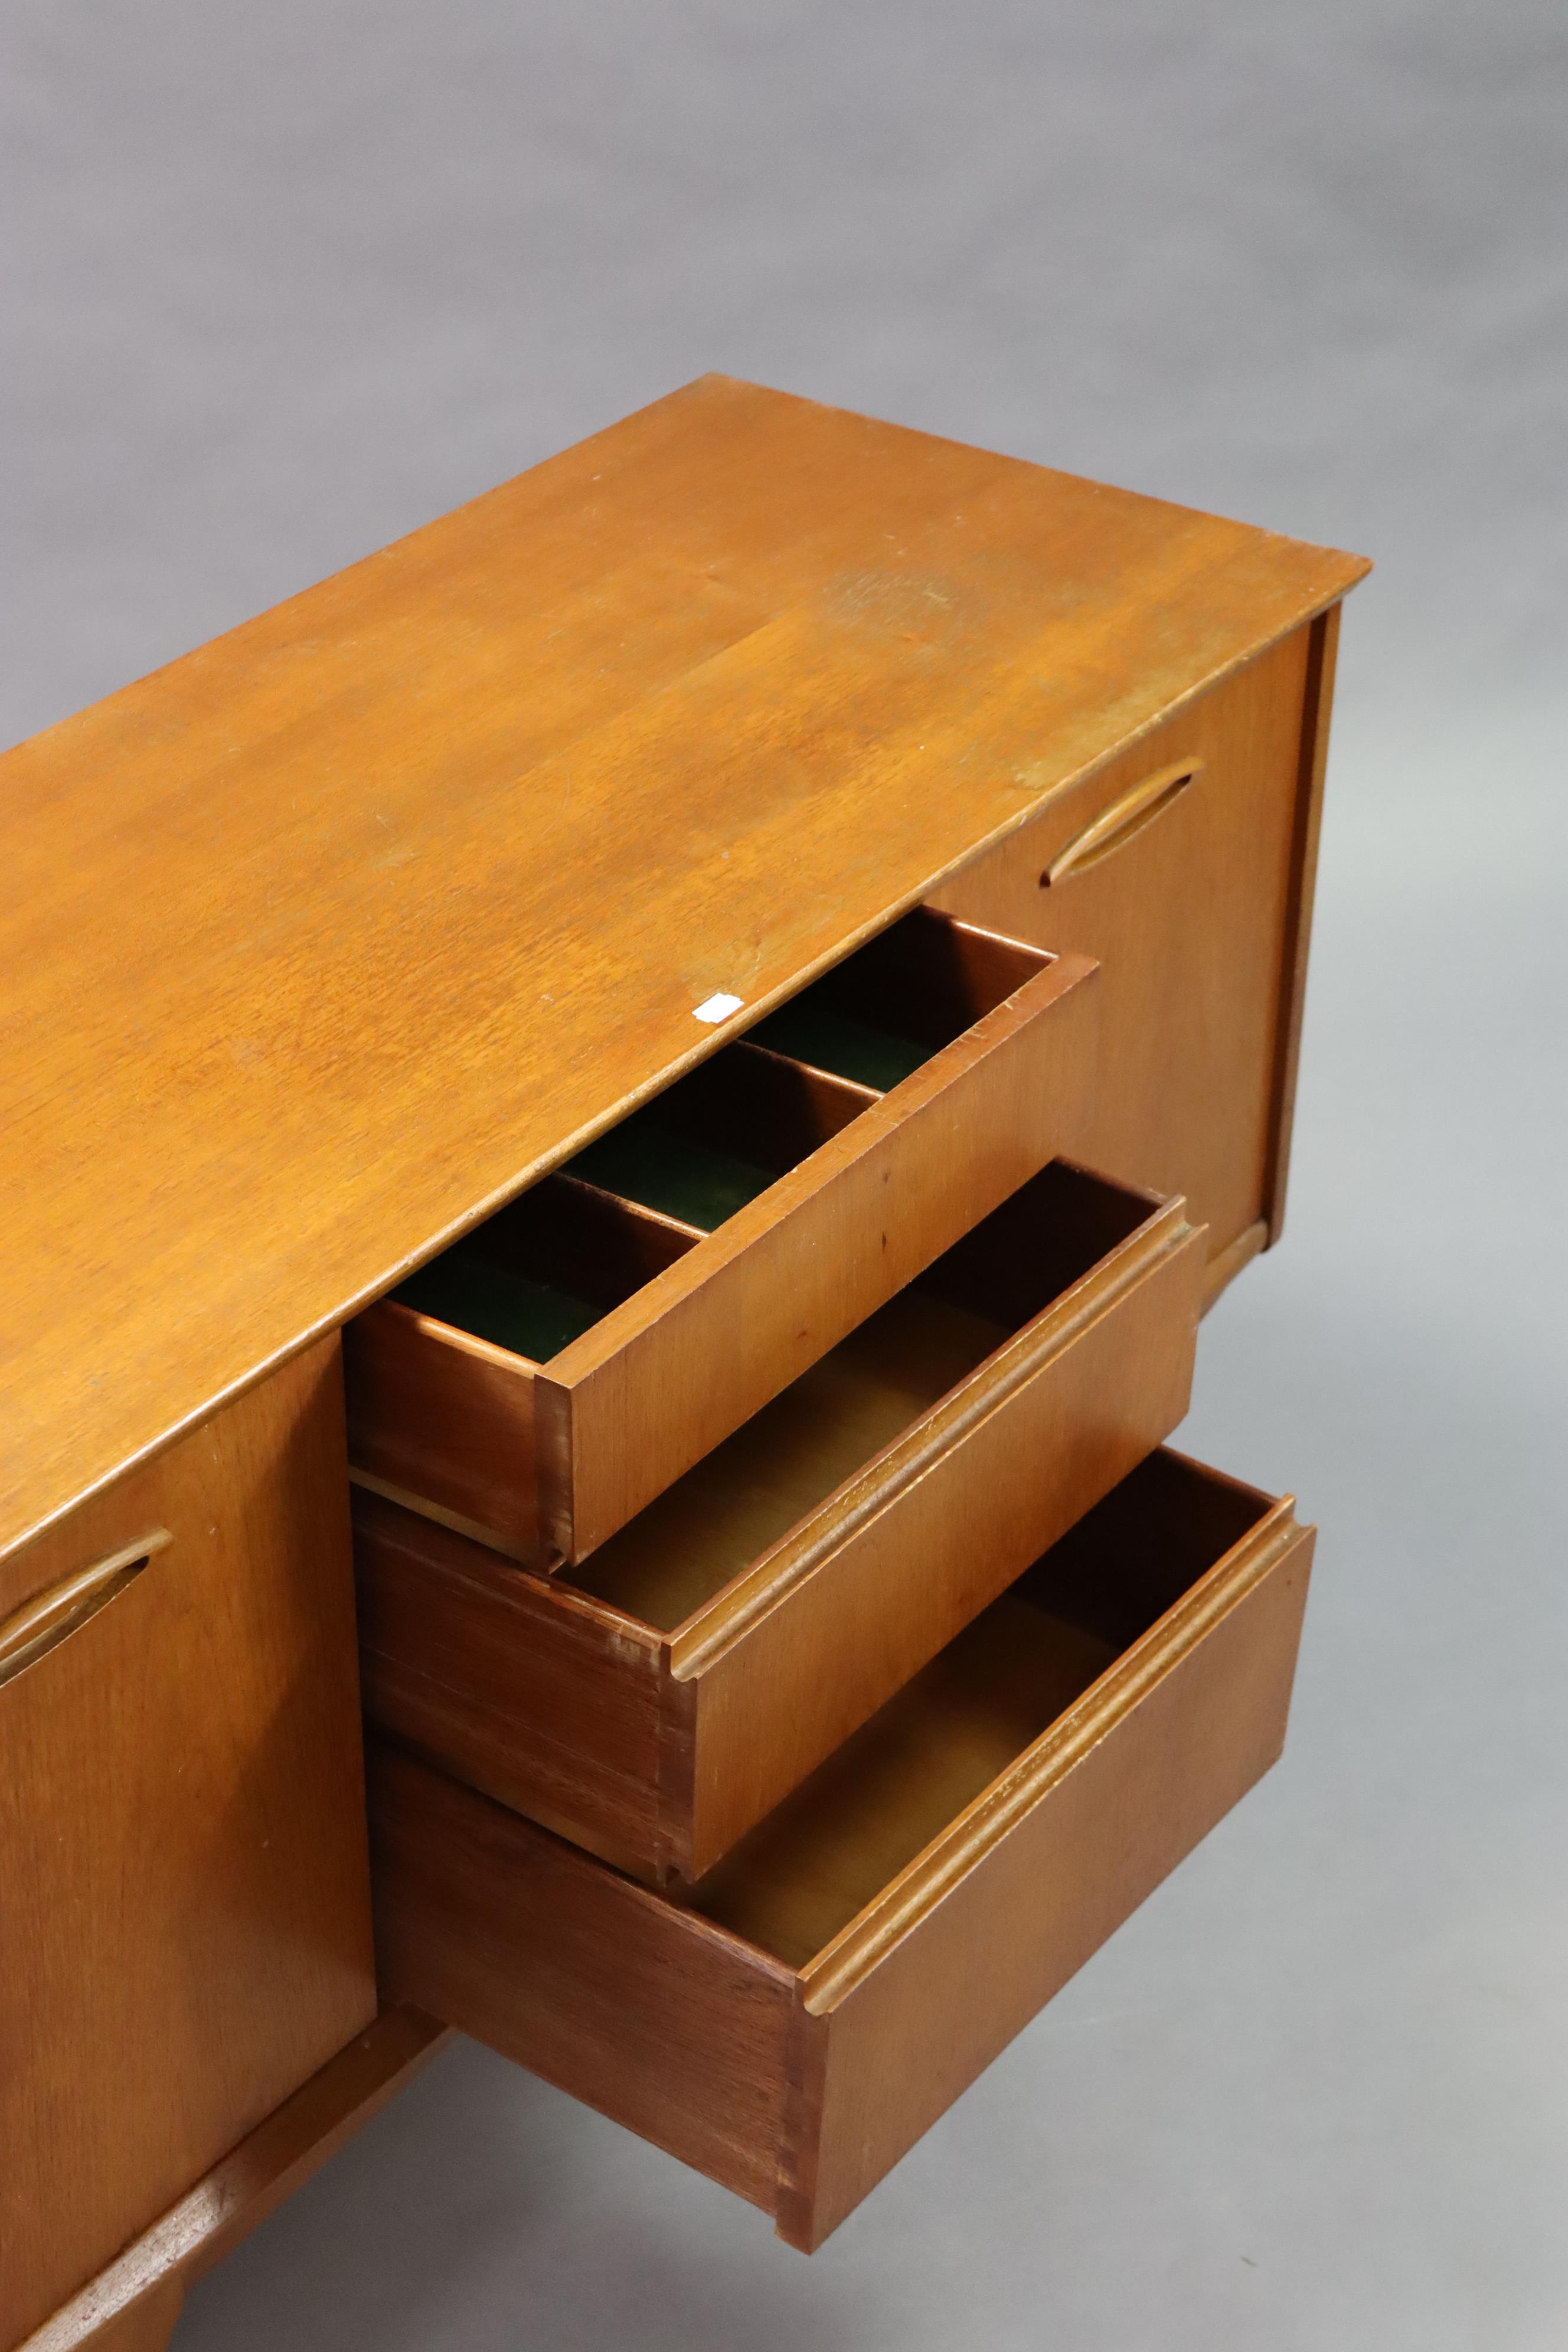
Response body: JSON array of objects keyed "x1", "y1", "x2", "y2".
[{"x1": 4, "y1": 5, "x2": 1564, "y2": 2346}]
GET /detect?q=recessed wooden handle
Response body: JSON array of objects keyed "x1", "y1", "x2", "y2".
[
  {"x1": 0, "y1": 1529, "x2": 169, "y2": 1690},
  {"x1": 1040, "y1": 758, "x2": 1203, "y2": 887}
]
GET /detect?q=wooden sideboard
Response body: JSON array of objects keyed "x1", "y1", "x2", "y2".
[{"x1": 0, "y1": 376, "x2": 1367, "y2": 2345}]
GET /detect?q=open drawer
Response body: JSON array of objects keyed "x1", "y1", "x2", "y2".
[
  {"x1": 370, "y1": 1447, "x2": 1315, "y2": 2250},
  {"x1": 344, "y1": 908, "x2": 1099, "y2": 1566},
  {"x1": 354, "y1": 1161, "x2": 1204, "y2": 1884}
]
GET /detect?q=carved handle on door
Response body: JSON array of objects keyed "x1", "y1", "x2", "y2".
[
  {"x1": 0, "y1": 1530, "x2": 170, "y2": 1690},
  {"x1": 1040, "y1": 757, "x2": 1203, "y2": 887}
]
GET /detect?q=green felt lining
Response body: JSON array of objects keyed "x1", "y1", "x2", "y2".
[
  {"x1": 564, "y1": 1119, "x2": 776, "y2": 1232},
  {"x1": 393, "y1": 1251, "x2": 602, "y2": 1362},
  {"x1": 747, "y1": 997, "x2": 930, "y2": 1092},
  {"x1": 390, "y1": 993, "x2": 934, "y2": 1349}
]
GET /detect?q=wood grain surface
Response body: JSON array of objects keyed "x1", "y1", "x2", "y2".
[
  {"x1": 355, "y1": 1162, "x2": 1203, "y2": 1882},
  {"x1": 370, "y1": 1449, "x2": 1314, "y2": 2250},
  {"x1": 672, "y1": 1186, "x2": 1206, "y2": 1873},
  {"x1": 370, "y1": 1742, "x2": 799, "y2": 2212},
  {"x1": 354, "y1": 1484, "x2": 672, "y2": 1878},
  {"x1": 346, "y1": 916, "x2": 1102, "y2": 1566},
  {"x1": 929, "y1": 618, "x2": 1342, "y2": 1262},
  {"x1": 0, "y1": 374, "x2": 1366, "y2": 1565},
  {"x1": 783, "y1": 1480, "x2": 1314, "y2": 2246},
  {"x1": 531, "y1": 923, "x2": 1099, "y2": 1562},
  {"x1": 61, "y1": 2288, "x2": 185, "y2": 2352},
  {"x1": 0, "y1": 1343, "x2": 377, "y2": 2348},
  {"x1": 14, "y1": 2010, "x2": 451, "y2": 2352},
  {"x1": 1263, "y1": 603, "x2": 1344, "y2": 1240}
]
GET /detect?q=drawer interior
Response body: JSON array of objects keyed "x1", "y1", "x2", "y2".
[
  {"x1": 388, "y1": 906, "x2": 1053, "y2": 1345},
  {"x1": 747, "y1": 903, "x2": 1046, "y2": 1090},
  {"x1": 682, "y1": 1449, "x2": 1276, "y2": 1968},
  {"x1": 390, "y1": 1050, "x2": 868, "y2": 1345},
  {"x1": 564, "y1": 1161, "x2": 1161, "y2": 1632},
  {"x1": 391, "y1": 1174, "x2": 692, "y2": 1359},
  {"x1": 561, "y1": 1041, "x2": 869, "y2": 1232}
]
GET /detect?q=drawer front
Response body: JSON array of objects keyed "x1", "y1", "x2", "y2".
[
  {"x1": 346, "y1": 912, "x2": 1100, "y2": 1567},
  {"x1": 673, "y1": 1184, "x2": 1205, "y2": 1873},
  {"x1": 356, "y1": 1164, "x2": 1203, "y2": 1883},
  {"x1": 783, "y1": 1478, "x2": 1312, "y2": 2246},
  {"x1": 928, "y1": 615, "x2": 1341, "y2": 1283},
  {"x1": 0, "y1": 1341, "x2": 376, "y2": 2348},
  {"x1": 369, "y1": 1449, "x2": 1314, "y2": 2250}
]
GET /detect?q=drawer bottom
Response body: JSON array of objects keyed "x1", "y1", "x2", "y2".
[{"x1": 369, "y1": 1449, "x2": 1313, "y2": 2249}]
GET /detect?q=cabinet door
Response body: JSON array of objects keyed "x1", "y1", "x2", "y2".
[
  {"x1": 929, "y1": 612, "x2": 1340, "y2": 1282},
  {"x1": 0, "y1": 1338, "x2": 375, "y2": 2348}
]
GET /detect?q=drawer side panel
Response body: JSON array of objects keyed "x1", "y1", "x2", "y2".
[
  {"x1": 344, "y1": 1304, "x2": 541, "y2": 1563},
  {"x1": 352, "y1": 1492, "x2": 668, "y2": 1880},
  {"x1": 368, "y1": 1747, "x2": 795, "y2": 2211}
]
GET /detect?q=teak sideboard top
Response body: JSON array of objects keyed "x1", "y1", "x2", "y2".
[{"x1": 0, "y1": 374, "x2": 1367, "y2": 1567}]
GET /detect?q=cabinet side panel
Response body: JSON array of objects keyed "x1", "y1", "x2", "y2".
[
  {"x1": 1263, "y1": 600, "x2": 1342, "y2": 1242},
  {"x1": 368, "y1": 1747, "x2": 794, "y2": 2211},
  {"x1": 783, "y1": 1530, "x2": 1312, "y2": 2250},
  {"x1": 0, "y1": 1340, "x2": 375, "y2": 2347}
]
